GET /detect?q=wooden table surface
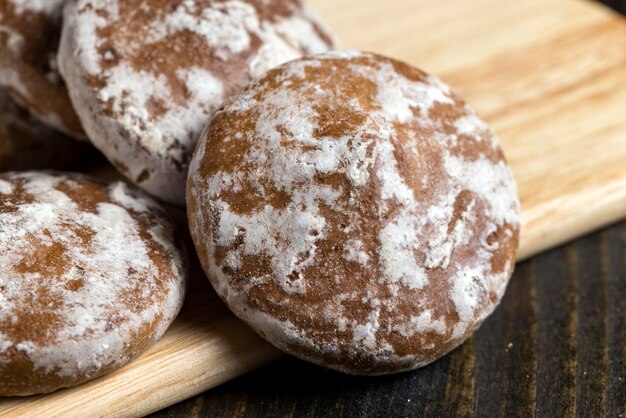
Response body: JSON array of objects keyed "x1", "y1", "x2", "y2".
[{"x1": 145, "y1": 1, "x2": 626, "y2": 416}]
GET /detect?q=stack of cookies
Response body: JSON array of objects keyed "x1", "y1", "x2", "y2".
[{"x1": 0, "y1": 0, "x2": 520, "y2": 396}]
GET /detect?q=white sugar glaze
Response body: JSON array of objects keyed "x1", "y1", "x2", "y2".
[
  {"x1": 187, "y1": 51, "x2": 520, "y2": 374},
  {"x1": 0, "y1": 172, "x2": 186, "y2": 390}
]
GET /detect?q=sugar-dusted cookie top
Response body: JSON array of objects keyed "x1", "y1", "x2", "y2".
[
  {"x1": 187, "y1": 51, "x2": 520, "y2": 374},
  {"x1": 0, "y1": 171, "x2": 187, "y2": 395},
  {"x1": 59, "y1": 0, "x2": 337, "y2": 205}
]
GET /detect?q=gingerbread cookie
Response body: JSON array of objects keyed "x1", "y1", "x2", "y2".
[
  {"x1": 0, "y1": 171, "x2": 187, "y2": 395},
  {"x1": 0, "y1": 0, "x2": 84, "y2": 138},
  {"x1": 59, "y1": 0, "x2": 337, "y2": 205},
  {"x1": 187, "y1": 51, "x2": 520, "y2": 374}
]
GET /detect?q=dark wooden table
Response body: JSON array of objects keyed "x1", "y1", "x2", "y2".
[{"x1": 151, "y1": 1, "x2": 626, "y2": 416}]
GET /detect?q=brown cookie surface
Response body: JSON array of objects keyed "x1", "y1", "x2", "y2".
[
  {"x1": 0, "y1": 171, "x2": 187, "y2": 396},
  {"x1": 0, "y1": 0, "x2": 84, "y2": 138},
  {"x1": 187, "y1": 51, "x2": 521, "y2": 374},
  {"x1": 59, "y1": 0, "x2": 337, "y2": 205},
  {"x1": 0, "y1": 90, "x2": 85, "y2": 171}
]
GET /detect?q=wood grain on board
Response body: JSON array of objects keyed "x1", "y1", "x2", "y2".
[{"x1": 1, "y1": 0, "x2": 626, "y2": 416}]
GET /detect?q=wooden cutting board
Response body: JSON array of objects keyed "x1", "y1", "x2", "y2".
[{"x1": 2, "y1": 0, "x2": 626, "y2": 416}]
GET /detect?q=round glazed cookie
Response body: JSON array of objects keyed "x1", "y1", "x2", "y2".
[
  {"x1": 187, "y1": 51, "x2": 521, "y2": 375},
  {"x1": 0, "y1": 90, "x2": 86, "y2": 171},
  {"x1": 0, "y1": 171, "x2": 187, "y2": 396},
  {"x1": 0, "y1": 0, "x2": 84, "y2": 138},
  {"x1": 59, "y1": 0, "x2": 337, "y2": 206}
]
